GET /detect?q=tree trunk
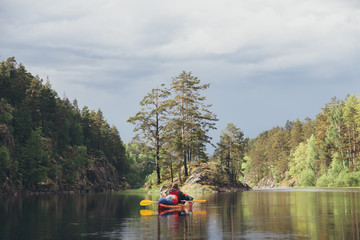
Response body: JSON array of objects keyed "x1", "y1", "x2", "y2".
[
  {"x1": 178, "y1": 167, "x2": 182, "y2": 183},
  {"x1": 155, "y1": 104, "x2": 161, "y2": 184},
  {"x1": 156, "y1": 149, "x2": 160, "y2": 185},
  {"x1": 170, "y1": 160, "x2": 173, "y2": 183},
  {"x1": 183, "y1": 149, "x2": 188, "y2": 176}
]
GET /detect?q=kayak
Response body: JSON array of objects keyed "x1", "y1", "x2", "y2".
[
  {"x1": 158, "y1": 208, "x2": 192, "y2": 216},
  {"x1": 157, "y1": 201, "x2": 193, "y2": 211}
]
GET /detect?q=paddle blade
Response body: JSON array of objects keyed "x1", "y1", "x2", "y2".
[
  {"x1": 140, "y1": 210, "x2": 155, "y2": 216},
  {"x1": 193, "y1": 210, "x2": 207, "y2": 215},
  {"x1": 140, "y1": 200, "x2": 156, "y2": 206},
  {"x1": 192, "y1": 200, "x2": 206, "y2": 203}
]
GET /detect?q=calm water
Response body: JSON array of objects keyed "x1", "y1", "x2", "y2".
[{"x1": 1, "y1": 189, "x2": 360, "y2": 239}]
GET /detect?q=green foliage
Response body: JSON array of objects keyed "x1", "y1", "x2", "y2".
[
  {"x1": 341, "y1": 171, "x2": 360, "y2": 186},
  {"x1": 57, "y1": 119, "x2": 71, "y2": 153},
  {"x1": 12, "y1": 102, "x2": 32, "y2": 143},
  {"x1": 328, "y1": 153, "x2": 344, "y2": 179},
  {"x1": 144, "y1": 171, "x2": 158, "y2": 188},
  {"x1": 316, "y1": 174, "x2": 332, "y2": 187},
  {"x1": 287, "y1": 142, "x2": 307, "y2": 179},
  {"x1": 16, "y1": 128, "x2": 50, "y2": 187},
  {"x1": 0, "y1": 145, "x2": 10, "y2": 180},
  {"x1": 73, "y1": 145, "x2": 88, "y2": 169},
  {"x1": 125, "y1": 142, "x2": 155, "y2": 188},
  {"x1": 298, "y1": 169, "x2": 316, "y2": 186},
  {"x1": 315, "y1": 152, "x2": 360, "y2": 187},
  {"x1": 0, "y1": 100, "x2": 13, "y2": 124},
  {"x1": 214, "y1": 123, "x2": 246, "y2": 182},
  {"x1": 286, "y1": 136, "x2": 318, "y2": 186},
  {"x1": 245, "y1": 94, "x2": 360, "y2": 188},
  {"x1": 128, "y1": 71, "x2": 217, "y2": 184},
  {"x1": 169, "y1": 71, "x2": 218, "y2": 176},
  {"x1": 0, "y1": 57, "x2": 130, "y2": 190}
]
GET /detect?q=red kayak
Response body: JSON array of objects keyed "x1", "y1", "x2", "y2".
[{"x1": 157, "y1": 201, "x2": 193, "y2": 211}]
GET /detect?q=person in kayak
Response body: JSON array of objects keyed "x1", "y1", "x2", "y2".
[
  {"x1": 158, "y1": 194, "x2": 178, "y2": 205},
  {"x1": 157, "y1": 183, "x2": 194, "y2": 205},
  {"x1": 169, "y1": 183, "x2": 194, "y2": 204}
]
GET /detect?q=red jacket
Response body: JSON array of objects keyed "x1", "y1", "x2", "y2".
[
  {"x1": 166, "y1": 194, "x2": 178, "y2": 205},
  {"x1": 169, "y1": 189, "x2": 186, "y2": 200}
]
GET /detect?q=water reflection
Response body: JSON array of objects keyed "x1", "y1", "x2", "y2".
[
  {"x1": 204, "y1": 190, "x2": 360, "y2": 239},
  {"x1": 0, "y1": 189, "x2": 360, "y2": 239}
]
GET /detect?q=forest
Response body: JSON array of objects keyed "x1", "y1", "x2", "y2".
[
  {"x1": 0, "y1": 57, "x2": 129, "y2": 192},
  {"x1": 245, "y1": 95, "x2": 360, "y2": 187},
  {"x1": 1, "y1": 56, "x2": 360, "y2": 194}
]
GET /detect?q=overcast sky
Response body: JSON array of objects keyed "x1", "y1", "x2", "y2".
[{"x1": 1, "y1": 0, "x2": 360, "y2": 153}]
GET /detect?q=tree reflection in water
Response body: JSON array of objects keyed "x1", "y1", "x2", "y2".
[{"x1": 1, "y1": 189, "x2": 360, "y2": 239}]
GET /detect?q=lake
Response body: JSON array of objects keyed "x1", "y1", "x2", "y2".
[{"x1": 1, "y1": 188, "x2": 360, "y2": 239}]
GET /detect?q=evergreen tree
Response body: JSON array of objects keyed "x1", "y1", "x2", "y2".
[
  {"x1": 215, "y1": 123, "x2": 246, "y2": 182},
  {"x1": 315, "y1": 112, "x2": 332, "y2": 173},
  {"x1": 303, "y1": 117, "x2": 315, "y2": 141},
  {"x1": 108, "y1": 126, "x2": 127, "y2": 174},
  {"x1": 290, "y1": 119, "x2": 303, "y2": 149},
  {"x1": 128, "y1": 85, "x2": 170, "y2": 184},
  {"x1": 343, "y1": 94, "x2": 359, "y2": 169},
  {"x1": 17, "y1": 128, "x2": 50, "y2": 188},
  {"x1": 0, "y1": 57, "x2": 32, "y2": 106},
  {"x1": 169, "y1": 71, "x2": 217, "y2": 176}
]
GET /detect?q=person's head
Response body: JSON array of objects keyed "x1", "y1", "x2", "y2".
[{"x1": 172, "y1": 183, "x2": 179, "y2": 190}]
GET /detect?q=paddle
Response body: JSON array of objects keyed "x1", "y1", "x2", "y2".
[
  {"x1": 140, "y1": 199, "x2": 206, "y2": 206},
  {"x1": 140, "y1": 209, "x2": 156, "y2": 216},
  {"x1": 140, "y1": 209, "x2": 207, "y2": 216}
]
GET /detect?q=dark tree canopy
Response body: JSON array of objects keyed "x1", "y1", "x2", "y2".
[{"x1": 0, "y1": 57, "x2": 129, "y2": 191}]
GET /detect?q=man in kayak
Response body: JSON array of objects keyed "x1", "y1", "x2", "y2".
[
  {"x1": 158, "y1": 193, "x2": 179, "y2": 205},
  {"x1": 158, "y1": 183, "x2": 194, "y2": 205},
  {"x1": 169, "y1": 183, "x2": 194, "y2": 204}
]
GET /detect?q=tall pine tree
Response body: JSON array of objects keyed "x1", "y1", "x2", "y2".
[
  {"x1": 128, "y1": 85, "x2": 170, "y2": 184},
  {"x1": 168, "y1": 71, "x2": 217, "y2": 176}
]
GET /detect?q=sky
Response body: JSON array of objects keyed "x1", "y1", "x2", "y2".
[{"x1": 1, "y1": 0, "x2": 360, "y2": 153}]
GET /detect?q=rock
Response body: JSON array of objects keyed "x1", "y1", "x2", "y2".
[
  {"x1": 0, "y1": 124, "x2": 23, "y2": 194},
  {"x1": 65, "y1": 156, "x2": 128, "y2": 192},
  {"x1": 169, "y1": 162, "x2": 251, "y2": 193},
  {"x1": 160, "y1": 183, "x2": 173, "y2": 197},
  {"x1": 252, "y1": 176, "x2": 277, "y2": 189}
]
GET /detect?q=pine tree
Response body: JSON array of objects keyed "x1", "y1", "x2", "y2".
[
  {"x1": 215, "y1": 123, "x2": 246, "y2": 182},
  {"x1": 169, "y1": 71, "x2": 217, "y2": 176},
  {"x1": 290, "y1": 119, "x2": 303, "y2": 149},
  {"x1": 17, "y1": 128, "x2": 50, "y2": 188},
  {"x1": 128, "y1": 85, "x2": 170, "y2": 184},
  {"x1": 343, "y1": 94, "x2": 359, "y2": 169}
]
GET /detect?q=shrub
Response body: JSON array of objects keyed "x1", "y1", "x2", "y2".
[
  {"x1": 342, "y1": 171, "x2": 360, "y2": 187},
  {"x1": 333, "y1": 170, "x2": 347, "y2": 187},
  {"x1": 316, "y1": 174, "x2": 332, "y2": 187},
  {"x1": 328, "y1": 153, "x2": 344, "y2": 179},
  {"x1": 298, "y1": 169, "x2": 316, "y2": 186}
]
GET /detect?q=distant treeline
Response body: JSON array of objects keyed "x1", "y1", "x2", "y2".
[
  {"x1": 0, "y1": 57, "x2": 129, "y2": 191},
  {"x1": 2, "y1": 56, "x2": 359, "y2": 191},
  {"x1": 245, "y1": 96, "x2": 360, "y2": 187}
]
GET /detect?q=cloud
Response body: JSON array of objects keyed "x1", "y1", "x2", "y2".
[{"x1": 2, "y1": 0, "x2": 360, "y2": 146}]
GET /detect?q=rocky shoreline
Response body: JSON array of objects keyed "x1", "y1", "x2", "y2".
[
  {"x1": 0, "y1": 157, "x2": 129, "y2": 196},
  {"x1": 1, "y1": 161, "x2": 251, "y2": 196},
  {"x1": 159, "y1": 162, "x2": 251, "y2": 195}
]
